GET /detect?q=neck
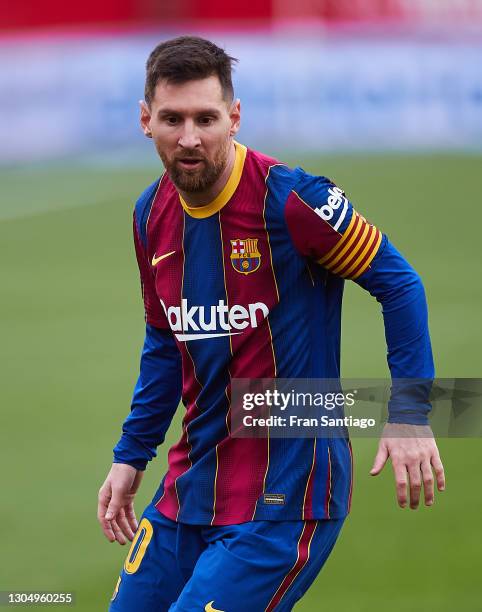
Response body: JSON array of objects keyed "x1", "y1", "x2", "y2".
[{"x1": 178, "y1": 140, "x2": 236, "y2": 208}]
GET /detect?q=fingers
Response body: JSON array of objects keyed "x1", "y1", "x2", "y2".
[
  {"x1": 98, "y1": 486, "x2": 134, "y2": 544},
  {"x1": 124, "y1": 503, "x2": 139, "y2": 534},
  {"x1": 381, "y1": 429, "x2": 446, "y2": 510},
  {"x1": 370, "y1": 443, "x2": 389, "y2": 476},
  {"x1": 98, "y1": 490, "x2": 116, "y2": 543},
  {"x1": 116, "y1": 507, "x2": 136, "y2": 542},
  {"x1": 392, "y1": 462, "x2": 408, "y2": 508},
  {"x1": 110, "y1": 517, "x2": 128, "y2": 546},
  {"x1": 99, "y1": 508, "x2": 134, "y2": 545},
  {"x1": 421, "y1": 461, "x2": 434, "y2": 506},
  {"x1": 100, "y1": 519, "x2": 116, "y2": 543},
  {"x1": 105, "y1": 490, "x2": 122, "y2": 522},
  {"x1": 104, "y1": 495, "x2": 135, "y2": 545},
  {"x1": 393, "y1": 454, "x2": 444, "y2": 510},
  {"x1": 431, "y1": 454, "x2": 446, "y2": 491},
  {"x1": 407, "y1": 463, "x2": 422, "y2": 509}
]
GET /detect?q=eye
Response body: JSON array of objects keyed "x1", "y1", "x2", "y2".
[
  {"x1": 199, "y1": 116, "x2": 215, "y2": 126},
  {"x1": 165, "y1": 116, "x2": 179, "y2": 125}
]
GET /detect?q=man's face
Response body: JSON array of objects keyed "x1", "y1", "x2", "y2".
[{"x1": 140, "y1": 75, "x2": 240, "y2": 193}]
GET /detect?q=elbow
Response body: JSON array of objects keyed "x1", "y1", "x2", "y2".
[
  {"x1": 382, "y1": 268, "x2": 428, "y2": 314},
  {"x1": 411, "y1": 271, "x2": 428, "y2": 304},
  {"x1": 408, "y1": 269, "x2": 426, "y2": 297}
]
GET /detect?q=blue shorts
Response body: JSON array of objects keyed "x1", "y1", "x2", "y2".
[{"x1": 109, "y1": 502, "x2": 345, "y2": 612}]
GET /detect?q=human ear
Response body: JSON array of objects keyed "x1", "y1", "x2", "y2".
[
  {"x1": 139, "y1": 100, "x2": 152, "y2": 138},
  {"x1": 229, "y1": 98, "x2": 241, "y2": 136}
]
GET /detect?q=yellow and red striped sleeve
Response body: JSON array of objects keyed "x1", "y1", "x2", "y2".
[
  {"x1": 285, "y1": 172, "x2": 383, "y2": 280},
  {"x1": 317, "y1": 210, "x2": 382, "y2": 279}
]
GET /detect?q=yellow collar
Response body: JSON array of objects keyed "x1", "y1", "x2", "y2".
[{"x1": 179, "y1": 141, "x2": 247, "y2": 219}]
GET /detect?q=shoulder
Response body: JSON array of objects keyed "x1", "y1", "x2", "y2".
[
  {"x1": 245, "y1": 146, "x2": 296, "y2": 180},
  {"x1": 247, "y1": 146, "x2": 281, "y2": 169},
  {"x1": 289, "y1": 168, "x2": 353, "y2": 233},
  {"x1": 245, "y1": 146, "x2": 302, "y2": 201},
  {"x1": 293, "y1": 169, "x2": 339, "y2": 200}
]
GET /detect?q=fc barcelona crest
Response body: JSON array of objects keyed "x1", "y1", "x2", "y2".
[{"x1": 230, "y1": 238, "x2": 261, "y2": 275}]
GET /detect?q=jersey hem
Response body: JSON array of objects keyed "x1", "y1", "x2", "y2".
[{"x1": 155, "y1": 504, "x2": 349, "y2": 526}]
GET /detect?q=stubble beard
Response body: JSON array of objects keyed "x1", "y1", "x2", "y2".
[{"x1": 161, "y1": 140, "x2": 231, "y2": 194}]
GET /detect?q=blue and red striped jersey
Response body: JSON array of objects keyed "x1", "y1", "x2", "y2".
[{"x1": 113, "y1": 142, "x2": 434, "y2": 525}]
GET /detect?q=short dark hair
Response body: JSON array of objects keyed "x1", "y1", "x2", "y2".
[{"x1": 145, "y1": 36, "x2": 238, "y2": 106}]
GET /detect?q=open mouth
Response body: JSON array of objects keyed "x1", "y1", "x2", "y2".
[{"x1": 177, "y1": 158, "x2": 204, "y2": 170}]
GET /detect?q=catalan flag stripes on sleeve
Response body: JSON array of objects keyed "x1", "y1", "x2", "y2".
[
  {"x1": 284, "y1": 170, "x2": 383, "y2": 279},
  {"x1": 318, "y1": 211, "x2": 382, "y2": 279}
]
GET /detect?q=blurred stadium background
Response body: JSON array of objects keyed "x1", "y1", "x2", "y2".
[{"x1": 1, "y1": 1, "x2": 481, "y2": 610}]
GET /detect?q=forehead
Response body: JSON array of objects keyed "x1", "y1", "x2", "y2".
[{"x1": 151, "y1": 75, "x2": 227, "y2": 113}]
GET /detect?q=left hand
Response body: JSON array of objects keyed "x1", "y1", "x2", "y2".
[{"x1": 370, "y1": 423, "x2": 445, "y2": 509}]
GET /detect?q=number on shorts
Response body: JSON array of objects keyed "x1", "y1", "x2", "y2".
[{"x1": 123, "y1": 518, "x2": 153, "y2": 574}]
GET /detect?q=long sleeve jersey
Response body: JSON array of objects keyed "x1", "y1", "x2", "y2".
[{"x1": 113, "y1": 142, "x2": 434, "y2": 525}]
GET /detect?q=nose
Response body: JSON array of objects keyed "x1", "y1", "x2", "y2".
[{"x1": 178, "y1": 120, "x2": 201, "y2": 149}]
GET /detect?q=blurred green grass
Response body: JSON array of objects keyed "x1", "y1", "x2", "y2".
[{"x1": 1, "y1": 155, "x2": 481, "y2": 611}]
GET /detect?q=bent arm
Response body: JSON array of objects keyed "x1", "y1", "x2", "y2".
[
  {"x1": 284, "y1": 171, "x2": 435, "y2": 424},
  {"x1": 354, "y1": 238, "x2": 434, "y2": 425}
]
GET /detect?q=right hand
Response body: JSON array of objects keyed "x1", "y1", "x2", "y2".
[{"x1": 97, "y1": 463, "x2": 144, "y2": 544}]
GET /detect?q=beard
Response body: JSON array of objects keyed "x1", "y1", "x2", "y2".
[{"x1": 160, "y1": 140, "x2": 230, "y2": 194}]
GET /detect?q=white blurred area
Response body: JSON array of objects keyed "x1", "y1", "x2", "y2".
[
  {"x1": 1, "y1": 1, "x2": 482, "y2": 165},
  {"x1": 272, "y1": 0, "x2": 482, "y2": 21}
]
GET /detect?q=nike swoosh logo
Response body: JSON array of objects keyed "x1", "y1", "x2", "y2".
[
  {"x1": 152, "y1": 250, "x2": 176, "y2": 266},
  {"x1": 205, "y1": 602, "x2": 224, "y2": 612}
]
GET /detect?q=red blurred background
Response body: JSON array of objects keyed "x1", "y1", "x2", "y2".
[{"x1": 3, "y1": 0, "x2": 482, "y2": 32}]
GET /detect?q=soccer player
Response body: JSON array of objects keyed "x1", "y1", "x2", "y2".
[{"x1": 98, "y1": 36, "x2": 446, "y2": 611}]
